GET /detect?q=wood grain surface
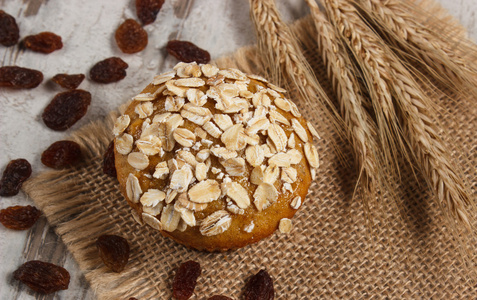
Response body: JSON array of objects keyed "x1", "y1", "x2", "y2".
[{"x1": 0, "y1": 0, "x2": 475, "y2": 299}]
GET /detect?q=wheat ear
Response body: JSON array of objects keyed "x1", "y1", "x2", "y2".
[
  {"x1": 351, "y1": 0, "x2": 477, "y2": 98},
  {"x1": 305, "y1": 0, "x2": 382, "y2": 206},
  {"x1": 248, "y1": 0, "x2": 342, "y2": 130}
]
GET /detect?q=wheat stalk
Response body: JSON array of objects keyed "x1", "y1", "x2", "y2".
[{"x1": 351, "y1": 0, "x2": 477, "y2": 98}]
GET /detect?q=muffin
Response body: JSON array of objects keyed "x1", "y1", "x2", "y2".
[{"x1": 113, "y1": 62, "x2": 320, "y2": 251}]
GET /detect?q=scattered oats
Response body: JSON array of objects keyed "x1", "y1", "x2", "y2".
[
  {"x1": 266, "y1": 137, "x2": 278, "y2": 155},
  {"x1": 234, "y1": 111, "x2": 253, "y2": 125},
  {"x1": 113, "y1": 115, "x2": 130, "y2": 136},
  {"x1": 252, "y1": 91, "x2": 266, "y2": 108},
  {"x1": 245, "y1": 117, "x2": 270, "y2": 135},
  {"x1": 176, "y1": 192, "x2": 207, "y2": 211},
  {"x1": 206, "y1": 74, "x2": 225, "y2": 86},
  {"x1": 253, "y1": 182, "x2": 278, "y2": 211},
  {"x1": 186, "y1": 88, "x2": 207, "y2": 106},
  {"x1": 194, "y1": 127, "x2": 208, "y2": 139},
  {"x1": 221, "y1": 157, "x2": 246, "y2": 176},
  {"x1": 177, "y1": 150, "x2": 198, "y2": 168},
  {"x1": 266, "y1": 88, "x2": 281, "y2": 98},
  {"x1": 177, "y1": 219, "x2": 188, "y2": 232},
  {"x1": 245, "y1": 145, "x2": 265, "y2": 167},
  {"x1": 218, "y1": 68, "x2": 247, "y2": 81},
  {"x1": 140, "y1": 189, "x2": 166, "y2": 207},
  {"x1": 164, "y1": 114, "x2": 184, "y2": 151},
  {"x1": 311, "y1": 168, "x2": 317, "y2": 180},
  {"x1": 153, "y1": 71, "x2": 176, "y2": 85},
  {"x1": 227, "y1": 199, "x2": 245, "y2": 215},
  {"x1": 176, "y1": 206, "x2": 196, "y2": 227},
  {"x1": 217, "y1": 83, "x2": 240, "y2": 99},
  {"x1": 134, "y1": 92, "x2": 156, "y2": 101},
  {"x1": 213, "y1": 114, "x2": 233, "y2": 131},
  {"x1": 152, "y1": 112, "x2": 172, "y2": 124},
  {"x1": 201, "y1": 64, "x2": 219, "y2": 77},
  {"x1": 136, "y1": 135, "x2": 162, "y2": 155},
  {"x1": 169, "y1": 166, "x2": 193, "y2": 192},
  {"x1": 202, "y1": 139, "x2": 213, "y2": 147},
  {"x1": 261, "y1": 144, "x2": 273, "y2": 158},
  {"x1": 166, "y1": 80, "x2": 188, "y2": 97},
  {"x1": 211, "y1": 167, "x2": 221, "y2": 174},
  {"x1": 279, "y1": 218, "x2": 292, "y2": 233},
  {"x1": 200, "y1": 210, "x2": 232, "y2": 236},
  {"x1": 142, "y1": 213, "x2": 162, "y2": 231},
  {"x1": 307, "y1": 121, "x2": 320, "y2": 140},
  {"x1": 188, "y1": 179, "x2": 221, "y2": 203},
  {"x1": 222, "y1": 182, "x2": 250, "y2": 209},
  {"x1": 131, "y1": 209, "x2": 143, "y2": 225},
  {"x1": 290, "y1": 196, "x2": 302, "y2": 209},
  {"x1": 304, "y1": 142, "x2": 319, "y2": 168},
  {"x1": 268, "y1": 153, "x2": 291, "y2": 168},
  {"x1": 263, "y1": 164, "x2": 279, "y2": 185},
  {"x1": 165, "y1": 189, "x2": 178, "y2": 204},
  {"x1": 128, "y1": 152, "x2": 149, "y2": 170},
  {"x1": 247, "y1": 74, "x2": 268, "y2": 82},
  {"x1": 240, "y1": 90, "x2": 254, "y2": 98},
  {"x1": 216, "y1": 172, "x2": 224, "y2": 180},
  {"x1": 267, "y1": 82, "x2": 287, "y2": 93},
  {"x1": 196, "y1": 149, "x2": 211, "y2": 162},
  {"x1": 175, "y1": 77, "x2": 205, "y2": 87},
  {"x1": 161, "y1": 204, "x2": 181, "y2": 232},
  {"x1": 244, "y1": 221, "x2": 255, "y2": 233},
  {"x1": 192, "y1": 141, "x2": 201, "y2": 151},
  {"x1": 288, "y1": 149, "x2": 303, "y2": 164},
  {"x1": 116, "y1": 133, "x2": 134, "y2": 155},
  {"x1": 288, "y1": 133, "x2": 296, "y2": 149},
  {"x1": 202, "y1": 121, "x2": 223, "y2": 138},
  {"x1": 126, "y1": 173, "x2": 142, "y2": 203},
  {"x1": 269, "y1": 109, "x2": 290, "y2": 126},
  {"x1": 176, "y1": 62, "x2": 201, "y2": 78},
  {"x1": 211, "y1": 147, "x2": 238, "y2": 160},
  {"x1": 153, "y1": 161, "x2": 169, "y2": 179},
  {"x1": 282, "y1": 182, "x2": 293, "y2": 193},
  {"x1": 281, "y1": 167, "x2": 297, "y2": 183},
  {"x1": 274, "y1": 97, "x2": 291, "y2": 112},
  {"x1": 181, "y1": 103, "x2": 213, "y2": 125},
  {"x1": 165, "y1": 95, "x2": 185, "y2": 112},
  {"x1": 195, "y1": 162, "x2": 208, "y2": 181},
  {"x1": 254, "y1": 106, "x2": 268, "y2": 118},
  {"x1": 222, "y1": 97, "x2": 249, "y2": 114},
  {"x1": 173, "y1": 127, "x2": 196, "y2": 147},
  {"x1": 292, "y1": 119, "x2": 308, "y2": 143},
  {"x1": 267, "y1": 123, "x2": 288, "y2": 152},
  {"x1": 243, "y1": 133, "x2": 260, "y2": 146},
  {"x1": 135, "y1": 101, "x2": 154, "y2": 118},
  {"x1": 250, "y1": 165, "x2": 265, "y2": 185},
  {"x1": 289, "y1": 100, "x2": 301, "y2": 117}
]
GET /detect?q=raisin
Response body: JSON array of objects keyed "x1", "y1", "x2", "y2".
[
  {"x1": 207, "y1": 296, "x2": 233, "y2": 300},
  {"x1": 22, "y1": 32, "x2": 63, "y2": 54},
  {"x1": 0, "y1": 10, "x2": 20, "y2": 46},
  {"x1": 172, "y1": 260, "x2": 201, "y2": 300},
  {"x1": 41, "y1": 140, "x2": 82, "y2": 169},
  {"x1": 42, "y1": 89, "x2": 91, "y2": 131},
  {"x1": 52, "y1": 73, "x2": 85, "y2": 89},
  {"x1": 96, "y1": 235, "x2": 130, "y2": 273},
  {"x1": 0, "y1": 159, "x2": 32, "y2": 196},
  {"x1": 129, "y1": 298, "x2": 138, "y2": 300},
  {"x1": 13, "y1": 260, "x2": 70, "y2": 294},
  {"x1": 0, "y1": 66, "x2": 43, "y2": 89},
  {"x1": 167, "y1": 40, "x2": 211, "y2": 64},
  {"x1": 103, "y1": 140, "x2": 117, "y2": 178},
  {"x1": 243, "y1": 270, "x2": 274, "y2": 300},
  {"x1": 0, "y1": 205, "x2": 41, "y2": 230},
  {"x1": 90, "y1": 57, "x2": 128, "y2": 83},
  {"x1": 136, "y1": 0, "x2": 164, "y2": 25},
  {"x1": 115, "y1": 19, "x2": 148, "y2": 54}
]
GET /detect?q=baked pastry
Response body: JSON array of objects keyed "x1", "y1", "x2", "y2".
[{"x1": 113, "y1": 62, "x2": 320, "y2": 251}]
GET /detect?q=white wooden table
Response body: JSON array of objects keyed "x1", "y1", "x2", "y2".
[{"x1": 0, "y1": 0, "x2": 475, "y2": 299}]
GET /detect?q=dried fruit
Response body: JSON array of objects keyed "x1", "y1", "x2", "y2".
[
  {"x1": 167, "y1": 40, "x2": 210, "y2": 64},
  {"x1": 41, "y1": 140, "x2": 82, "y2": 169},
  {"x1": 13, "y1": 260, "x2": 70, "y2": 294},
  {"x1": 136, "y1": 0, "x2": 164, "y2": 25},
  {"x1": 207, "y1": 296, "x2": 233, "y2": 300},
  {"x1": 0, "y1": 159, "x2": 32, "y2": 196},
  {"x1": 103, "y1": 140, "x2": 117, "y2": 178},
  {"x1": 0, "y1": 66, "x2": 43, "y2": 89},
  {"x1": 0, "y1": 10, "x2": 19, "y2": 46},
  {"x1": 172, "y1": 260, "x2": 201, "y2": 300},
  {"x1": 115, "y1": 19, "x2": 148, "y2": 54},
  {"x1": 90, "y1": 57, "x2": 128, "y2": 83},
  {"x1": 0, "y1": 205, "x2": 41, "y2": 230},
  {"x1": 129, "y1": 298, "x2": 138, "y2": 300},
  {"x1": 52, "y1": 73, "x2": 85, "y2": 89},
  {"x1": 42, "y1": 89, "x2": 91, "y2": 131},
  {"x1": 96, "y1": 235, "x2": 130, "y2": 273},
  {"x1": 22, "y1": 32, "x2": 63, "y2": 53},
  {"x1": 243, "y1": 269, "x2": 274, "y2": 300}
]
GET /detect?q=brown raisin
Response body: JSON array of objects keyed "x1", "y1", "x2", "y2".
[
  {"x1": 0, "y1": 205, "x2": 41, "y2": 230},
  {"x1": 136, "y1": 0, "x2": 164, "y2": 25},
  {"x1": 42, "y1": 89, "x2": 91, "y2": 131},
  {"x1": 96, "y1": 235, "x2": 130, "y2": 273},
  {"x1": 0, "y1": 10, "x2": 20, "y2": 46},
  {"x1": 129, "y1": 298, "x2": 138, "y2": 300},
  {"x1": 0, "y1": 66, "x2": 43, "y2": 89},
  {"x1": 167, "y1": 40, "x2": 210, "y2": 64},
  {"x1": 41, "y1": 140, "x2": 82, "y2": 169},
  {"x1": 22, "y1": 32, "x2": 63, "y2": 54},
  {"x1": 0, "y1": 159, "x2": 32, "y2": 196},
  {"x1": 172, "y1": 260, "x2": 201, "y2": 300},
  {"x1": 52, "y1": 73, "x2": 85, "y2": 89},
  {"x1": 103, "y1": 140, "x2": 117, "y2": 178},
  {"x1": 13, "y1": 260, "x2": 70, "y2": 294},
  {"x1": 243, "y1": 269, "x2": 274, "y2": 300},
  {"x1": 207, "y1": 296, "x2": 233, "y2": 300},
  {"x1": 90, "y1": 57, "x2": 128, "y2": 83},
  {"x1": 115, "y1": 19, "x2": 148, "y2": 54}
]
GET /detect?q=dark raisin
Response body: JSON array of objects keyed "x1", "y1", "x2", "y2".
[
  {"x1": 22, "y1": 32, "x2": 63, "y2": 54},
  {"x1": 0, "y1": 205, "x2": 41, "y2": 230},
  {"x1": 103, "y1": 140, "x2": 117, "y2": 178},
  {"x1": 13, "y1": 260, "x2": 70, "y2": 294},
  {"x1": 136, "y1": 0, "x2": 164, "y2": 25},
  {"x1": 90, "y1": 57, "x2": 128, "y2": 83},
  {"x1": 129, "y1": 298, "x2": 138, "y2": 300},
  {"x1": 172, "y1": 260, "x2": 201, "y2": 300},
  {"x1": 166, "y1": 40, "x2": 210, "y2": 64},
  {"x1": 0, "y1": 66, "x2": 43, "y2": 89},
  {"x1": 41, "y1": 140, "x2": 82, "y2": 169},
  {"x1": 0, "y1": 10, "x2": 20, "y2": 46},
  {"x1": 0, "y1": 159, "x2": 32, "y2": 196},
  {"x1": 207, "y1": 296, "x2": 233, "y2": 300},
  {"x1": 243, "y1": 269, "x2": 274, "y2": 300},
  {"x1": 42, "y1": 89, "x2": 91, "y2": 131},
  {"x1": 96, "y1": 235, "x2": 130, "y2": 273},
  {"x1": 115, "y1": 19, "x2": 148, "y2": 54},
  {"x1": 52, "y1": 73, "x2": 85, "y2": 89}
]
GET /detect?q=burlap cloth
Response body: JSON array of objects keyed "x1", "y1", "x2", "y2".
[{"x1": 23, "y1": 6, "x2": 477, "y2": 300}]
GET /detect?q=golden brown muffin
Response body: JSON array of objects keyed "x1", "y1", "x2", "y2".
[{"x1": 113, "y1": 62, "x2": 320, "y2": 251}]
